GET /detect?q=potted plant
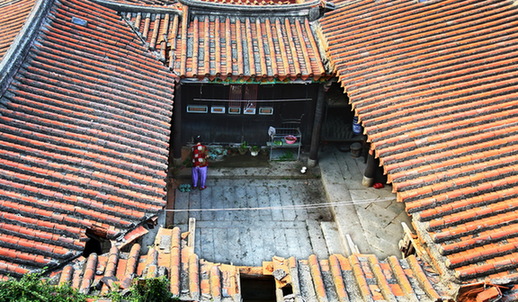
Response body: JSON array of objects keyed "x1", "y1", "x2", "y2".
[
  {"x1": 250, "y1": 145, "x2": 260, "y2": 156},
  {"x1": 238, "y1": 141, "x2": 249, "y2": 155}
]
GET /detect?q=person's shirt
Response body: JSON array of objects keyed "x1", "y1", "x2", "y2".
[{"x1": 192, "y1": 143, "x2": 208, "y2": 167}]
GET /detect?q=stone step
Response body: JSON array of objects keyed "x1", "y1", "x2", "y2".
[
  {"x1": 306, "y1": 220, "x2": 330, "y2": 259},
  {"x1": 320, "y1": 221, "x2": 349, "y2": 256}
]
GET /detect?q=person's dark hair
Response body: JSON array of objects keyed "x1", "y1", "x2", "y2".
[{"x1": 195, "y1": 136, "x2": 202, "y2": 143}]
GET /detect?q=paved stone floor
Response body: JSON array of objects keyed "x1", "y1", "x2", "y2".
[
  {"x1": 318, "y1": 146, "x2": 413, "y2": 259},
  {"x1": 174, "y1": 178, "x2": 341, "y2": 266},
  {"x1": 170, "y1": 146, "x2": 413, "y2": 266}
]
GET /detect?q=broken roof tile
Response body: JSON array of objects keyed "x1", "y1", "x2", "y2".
[{"x1": 53, "y1": 227, "x2": 454, "y2": 301}]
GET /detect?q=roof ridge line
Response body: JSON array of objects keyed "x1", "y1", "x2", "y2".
[
  {"x1": 0, "y1": 0, "x2": 55, "y2": 96},
  {"x1": 180, "y1": 0, "x2": 321, "y2": 17},
  {"x1": 89, "y1": 0, "x2": 183, "y2": 14}
]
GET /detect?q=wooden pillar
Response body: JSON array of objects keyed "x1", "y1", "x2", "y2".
[
  {"x1": 173, "y1": 82, "x2": 183, "y2": 162},
  {"x1": 167, "y1": 81, "x2": 183, "y2": 226},
  {"x1": 308, "y1": 84, "x2": 325, "y2": 167},
  {"x1": 362, "y1": 151, "x2": 376, "y2": 187}
]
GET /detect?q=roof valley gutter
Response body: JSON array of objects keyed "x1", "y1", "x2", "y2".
[
  {"x1": 121, "y1": 13, "x2": 152, "y2": 50},
  {"x1": 0, "y1": 0, "x2": 55, "y2": 97}
]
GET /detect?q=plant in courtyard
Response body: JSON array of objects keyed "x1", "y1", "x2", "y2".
[
  {"x1": 250, "y1": 145, "x2": 260, "y2": 156},
  {"x1": 208, "y1": 146, "x2": 226, "y2": 160},
  {"x1": 107, "y1": 277, "x2": 177, "y2": 302},
  {"x1": 238, "y1": 141, "x2": 249, "y2": 155},
  {"x1": 0, "y1": 272, "x2": 87, "y2": 302},
  {"x1": 279, "y1": 150, "x2": 295, "y2": 161}
]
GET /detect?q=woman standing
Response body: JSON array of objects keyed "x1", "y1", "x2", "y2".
[{"x1": 191, "y1": 136, "x2": 208, "y2": 190}]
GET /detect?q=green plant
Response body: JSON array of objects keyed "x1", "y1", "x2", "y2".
[
  {"x1": 108, "y1": 277, "x2": 177, "y2": 302},
  {"x1": 0, "y1": 272, "x2": 87, "y2": 302},
  {"x1": 250, "y1": 145, "x2": 260, "y2": 152},
  {"x1": 238, "y1": 141, "x2": 249, "y2": 155},
  {"x1": 279, "y1": 150, "x2": 294, "y2": 161},
  {"x1": 129, "y1": 277, "x2": 178, "y2": 302},
  {"x1": 208, "y1": 146, "x2": 226, "y2": 160}
]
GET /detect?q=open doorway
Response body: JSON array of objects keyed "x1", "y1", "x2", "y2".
[
  {"x1": 321, "y1": 82, "x2": 356, "y2": 143},
  {"x1": 241, "y1": 276, "x2": 276, "y2": 302}
]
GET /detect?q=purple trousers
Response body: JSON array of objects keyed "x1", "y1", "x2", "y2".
[{"x1": 192, "y1": 166, "x2": 207, "y2": 188}]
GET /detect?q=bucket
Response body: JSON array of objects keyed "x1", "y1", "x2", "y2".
[
  {"x1": 350, "y1": 142, "x2": 362, "y2": 158},
  {"x1": 352, "y1": 116, "x2": 363, "y2": 135}
]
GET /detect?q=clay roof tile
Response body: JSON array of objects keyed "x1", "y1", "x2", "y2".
[{"x1": 320, "y1": 0, "x2": 518, "y2": 284}]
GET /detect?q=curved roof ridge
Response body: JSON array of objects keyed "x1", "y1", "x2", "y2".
[
  {"x1": 0, "y1": 0, "x2": 52, "y2": 94},
  {"x1": 90, "y1": 0, "x2": 182, "y2": 13},
  {"x1": 180, "y1": 0, "x2": 320, "y2": 12}
]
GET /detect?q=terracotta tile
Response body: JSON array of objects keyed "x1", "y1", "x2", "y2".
[
  {"x1": 188, "y1": 253, "x2": 200, "y2": 300},
  {"x1": 387, "y1": 256, "x2": 414, "y2": 296},
  {"x1": 58, "y1": 265, "x2": 74, "y2": 285},
  {"x1": 0, "y1": 261, "x2": 29, "y2": 276},
  {"x1": 79, "y1": 253, "x2": 98, "y2": 294},
  {"x1": 198, "y1": 261, "x2": 211, "y2": 297},
  {"x1": 308, "y1": 255, "x2": 327, "y2": 299},
  {"x1": 406, "y1": 255, "x2": 440, "y2": 300},
  {"x1": 209, "y1": 264, "x2": 221, "y2": 299},
  {"x1": 0, "y1": 0, "x2": 36, "y2": 60},
  {"x1": 220, "y1": 264, "x2": 240, "y2": 297},
  {"x1": 349, "y1": 254, "x2": 372, "y2": 300},
  {"x1": 368, "y1": 255, "x2": 397, "y2": 300},
  {"x1": 329, "y1": 255, "x2": 349, "y2": 300},
  {"x1": 170, "y1": 11, "x2": 327, "y2": 81}
]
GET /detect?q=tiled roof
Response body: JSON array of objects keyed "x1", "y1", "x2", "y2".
[
  {"x1": 0, "y1": 0, "x2": 175, "y2": 278},
  {"x1": 0, "y1": 0, "x2": 37, "y2": 60},
  {"x1": 105, "y1": 0, "x2": 295, "y2": 5},
  {"x1": 120, "y1": 0, "x2": 328, "y2": 82},
  {"x1": 319, "y1": 0, "x2": 518, "y2": 284},
  {"x1": 193, "y1": 0, "x2": 298, "y2": 6},
  {"x1": 98, "y1": 0, "x2": 176, "y2": 5},
  {"x1": 53, "y1": 227, "x2": 455, "y2": 301}
]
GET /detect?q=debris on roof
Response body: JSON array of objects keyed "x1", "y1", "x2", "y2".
[{"x1": 54, "y1": 227, "x2": 456, "y2": 301}]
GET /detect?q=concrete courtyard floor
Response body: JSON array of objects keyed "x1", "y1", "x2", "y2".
[
  {"x1": 170, "y1": 145, "x2": 413, "y2": 266},
  {"x1": 318, "y1": 146, "x2": 414, "y2": 258}
]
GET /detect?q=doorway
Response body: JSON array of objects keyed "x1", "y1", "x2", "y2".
[{"x1": 241, "y1": 276, "x2": 276, "y2": 302}]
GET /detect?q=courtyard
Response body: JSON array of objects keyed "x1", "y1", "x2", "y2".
[{"x1": 171, "y1": 145, "x2": 412, "y2": 266}]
